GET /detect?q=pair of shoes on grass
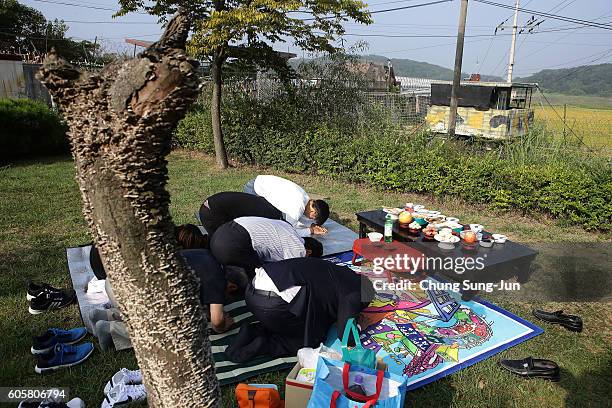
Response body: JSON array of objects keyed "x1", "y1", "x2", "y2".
[
  {"x1": 18, "y1": 397, "x2": 85, "y2": 408},
  {"x1": 28, "y1": 283, "x2": 76, "y2": 315},
  {"x1": 32, "y1": 328, "x2": 94, "y2": 374},
  {"x1": 102, "y1": 368, "x2": 146, "y2": 408}
]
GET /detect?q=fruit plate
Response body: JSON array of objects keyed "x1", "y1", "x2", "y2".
[{"x1": 434, "y1": 234, "x2": 460, "y2": 244}]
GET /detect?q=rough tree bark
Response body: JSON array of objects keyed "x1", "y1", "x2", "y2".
[
  {"x1": 210, "y1": 47, "x2": 229, "y2": 169},
  {"x1": 39, "y1": 14, "x2": 220, "y2": 408}
]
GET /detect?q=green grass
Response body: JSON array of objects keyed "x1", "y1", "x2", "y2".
[{"x1": 1, "y1": 151, "x2": 610, "y2": 407}]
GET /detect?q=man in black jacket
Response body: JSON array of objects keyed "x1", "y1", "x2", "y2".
[
  {"x1": 225, "y1": 257, "x2": 375, "y2": 363},
  {"x1": 198, "y1": 191, "x2": 283, "y2": 237}
]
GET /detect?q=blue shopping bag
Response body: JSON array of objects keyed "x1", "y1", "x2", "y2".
[
  {"x1": 307, "y1": 357, "x2": 408, "y2": 408},
  {"x1": 341, "y1": 318, "x2": 377, "y2": 369}
]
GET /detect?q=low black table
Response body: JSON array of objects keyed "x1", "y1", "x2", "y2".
[{"x1": 356, "y1": 209, "x2": 538, "y2": 300}]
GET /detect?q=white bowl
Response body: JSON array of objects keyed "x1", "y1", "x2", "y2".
[
  {"x1": 446, "y1": 217, "x2": 460, "y2": 223},
  {"x1": 492, "y1": 234, "x2": 508, "y2": 244},
  {"x1": 479, "y1": 240, "x2": 494, "y2": 248},
  {"x1": 368, "y1": 232, "x2": 383, "y2": 242},
  {"x1": 413, "y1": 204, "x2": 425, "y2": 211},
  {"x1": 470, "y1": 224, "x2": 484, "y2": 233}
]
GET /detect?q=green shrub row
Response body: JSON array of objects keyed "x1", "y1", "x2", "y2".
[
  {"x1": 0, "y1": 98, "x2": 68, "y2": 161},
  {"x1": 175, "y1": 92, "x2": 611, "y2": 231}
]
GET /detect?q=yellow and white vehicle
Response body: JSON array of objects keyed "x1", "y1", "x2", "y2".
[{"x1": 426, "y1": 81, "x2": 536, "y2": 140}]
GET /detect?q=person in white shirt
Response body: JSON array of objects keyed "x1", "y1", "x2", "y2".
[
  {"x1": 209, "y1": 216, "x2": 324, "y2": 277},
  {"x1": 246, "y1": 175, "x2": 330, "y2": 237}
]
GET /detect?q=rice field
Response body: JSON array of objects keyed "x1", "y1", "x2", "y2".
[{"x1": 534, "y1": 105, "x2": 612, "y2": 150}]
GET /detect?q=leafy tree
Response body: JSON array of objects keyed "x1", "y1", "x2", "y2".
[
  {"x1": 119, "y1": 0, "x2": 371, "y2": 168},
  {"x1": 0, "y1": 0, "x2": 100, "y2": 61}
]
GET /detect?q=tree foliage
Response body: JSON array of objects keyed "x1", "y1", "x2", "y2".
[{"x1": 0, "y1": 0, "x2": 100, "y2": 61}]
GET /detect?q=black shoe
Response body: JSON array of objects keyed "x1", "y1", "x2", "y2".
[
  {"x1": 29, "y1": 290, "x2": 76, "y2": 315},
  {"x1": 27, "y1": 282, "x2": 76, "y2": 302},
  {"x1": 533, "y1": 309, "x2": 583, "y2": 332},
  {"x1": 499, "y1": 357, "x2": 560, "y2": 381}
]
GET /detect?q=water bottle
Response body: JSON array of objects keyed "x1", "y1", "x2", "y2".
[
  {"x1": 348, "y1": 374, "x2": 367, "y2": 396},
  {"x1": 384, "y1": 214, "x2": 393, "y2": 243}
]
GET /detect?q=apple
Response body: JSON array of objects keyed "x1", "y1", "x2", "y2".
[{"x1": 463, "y1": 230, "x2": 477, "y2": 244}]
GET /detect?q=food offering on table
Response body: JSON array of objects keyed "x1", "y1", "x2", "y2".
[
  {"x1": 462, "y1": 230, "x2": 478, "y2": 244},
  {"x1": 480, "y1": 234, "x2": 495, "y2": 248},
  {"x1": 445, "y1": 221, "x2": 463, "y2": 234},
  {"x1": 368, "y1": 232, "x2": 383, "y2": 242},
  {"x1": 408, "y1": 221, "x2": 422, "y2": 235},
  {"x1": 383, "y1": 207, "x2": 402, "y2": 217},
  {"x1": 398, "y1": 211, "x2": 414, "y2": 228},
  {"x1": 413, "y1": 213, "x2": 429, "y2": 227},
  {"x1": 460, "y1": 229, "x2": 479, "y2": 251},
  {"x1": 435, "y1": 227, "x2": 460, "y2": 249},
  {"x1": 492, "y1": 234, "x2": 508, "y2": 244},
  {"x1": 404, "y1": 202, "x2": 415, "y2": 213},
  {"x1": 413, "y1": 204, "x2": 425, "y2": 212},
  {"x1": 446, "y1": 217, "x2": 460, "y2": 223},
  {"x1": 422, "y1": 224, "x2": 438, "y2": 241},
  {"x1": 425, "y1": 215, "x2": 445, "y2": 226}
]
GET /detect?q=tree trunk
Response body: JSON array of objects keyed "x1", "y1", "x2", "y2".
[
  {"x1": 210, "y1": 49, "x2": 229, "y2": 169},
  {"x1": 39, "y1": 14, "x2": 220, "y2": 408}
]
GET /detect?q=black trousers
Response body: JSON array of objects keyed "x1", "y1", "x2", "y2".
[
  {"x1": 199, "y1": 203, "x2": 226, "y2": 237},
  {"x1": 209, "y1": 221, "x2": 261, "y2": 277},
  {"x1": 225, "y1": 284, "x2": 307, "y2": 363}
]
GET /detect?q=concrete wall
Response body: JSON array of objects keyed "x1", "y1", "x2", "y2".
[
  {"x1": 0, "y1": 60, "x2": 51, "y2": 104},
  {"x1": 0, "y1": 59, "x2": 26, "y2": 99},
  {"x1": 23, "y1": 63, "x2": 51, "y2": 104}
]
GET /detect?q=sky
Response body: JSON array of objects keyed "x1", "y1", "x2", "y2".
[{"x1": 19, "y1": 0, "x2": 612, "y2": 78}]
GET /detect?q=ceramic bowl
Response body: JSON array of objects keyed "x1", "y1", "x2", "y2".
[
  {"x1": 479, "y1": 239, "x2": 494, "y2": 248},
  {"x1": 470, "y1": 224, "x2": 484, "y2": 233},
  {"x1": 492, "y1": 234, "x2": 508, "y2": 244},
  {"x1": 368, "y1": 232, "x2": 383, "y2": 242},
  {"x1": 446, "y1": 217, "x2": 460, "y2": 223}
]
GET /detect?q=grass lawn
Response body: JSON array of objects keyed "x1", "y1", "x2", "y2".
[{"x1": 1, "y1": 150, "x2": 610, "y2": 407}]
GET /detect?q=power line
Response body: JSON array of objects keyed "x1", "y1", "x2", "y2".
[
  {"x1": 300, "y1": 0, "x2": 451, "y2": 21},
  {"x1": 29, "y1": 0, "x2": 147, "y2": 14},
  {"x1": 473, "y1": 0, "x2": 612, "y2": 30}
]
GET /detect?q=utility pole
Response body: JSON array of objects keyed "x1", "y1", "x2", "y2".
[
  {"x1": 448, "y1": 0, "x2": 469, "y2": 138},
  {"x1": 507, "y1": 0, "x2": 520, "y2": 82}
]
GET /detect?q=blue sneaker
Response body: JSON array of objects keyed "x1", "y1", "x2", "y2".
[
  {"x1": 31, "y1": 327, "x2": 88, "y2": 355},
  {"x1": 35, "y1": 342, "x2": 94, "y2": 374}
]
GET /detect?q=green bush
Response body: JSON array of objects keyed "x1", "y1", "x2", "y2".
[
  {"x1": 0, "y1": 98, "x2": 68, "y2": 160},
  {"x1": 174, "y1": 60, "x2": 611, "y2": 231}
]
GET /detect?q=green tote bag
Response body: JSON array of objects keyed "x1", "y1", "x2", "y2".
[{"x1": 341, "y1": 318, "x2": 377, "y2": 369}]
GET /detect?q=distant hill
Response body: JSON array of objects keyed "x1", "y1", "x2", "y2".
[
  {"x1": 515, "y1": 63, "x2": 612, "y2": 97},
  {"x1": 290, "y1": 54, "x2": 503, "y2": 81},
  {"x1": 360, "y1": 55, "x2": 501, "y2": 82}
]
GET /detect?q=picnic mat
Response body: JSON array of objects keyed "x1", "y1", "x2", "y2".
[
  {"x1": 66, "y1": 245, "x2": 111, "y2": 334},
  {"x1": 68, "y1": 247, "x2": 541, "y2": 388},
  {"x1": 324, "y1": 252, "x2": 544, "y2": 391}
]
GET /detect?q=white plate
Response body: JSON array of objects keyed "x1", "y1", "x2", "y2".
[
  {"x1": 413, "y1": 205, "x2": 425, "y2": 211},
  {"x1": 434, "y1": 234, "x2": 460, "y2": 243},
  {"x1": 383, "y1": 207, "x2": 402, "y2": 216},
  {"x1": 446, "y1": 217, "x2": 460, "y2": 223}
]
